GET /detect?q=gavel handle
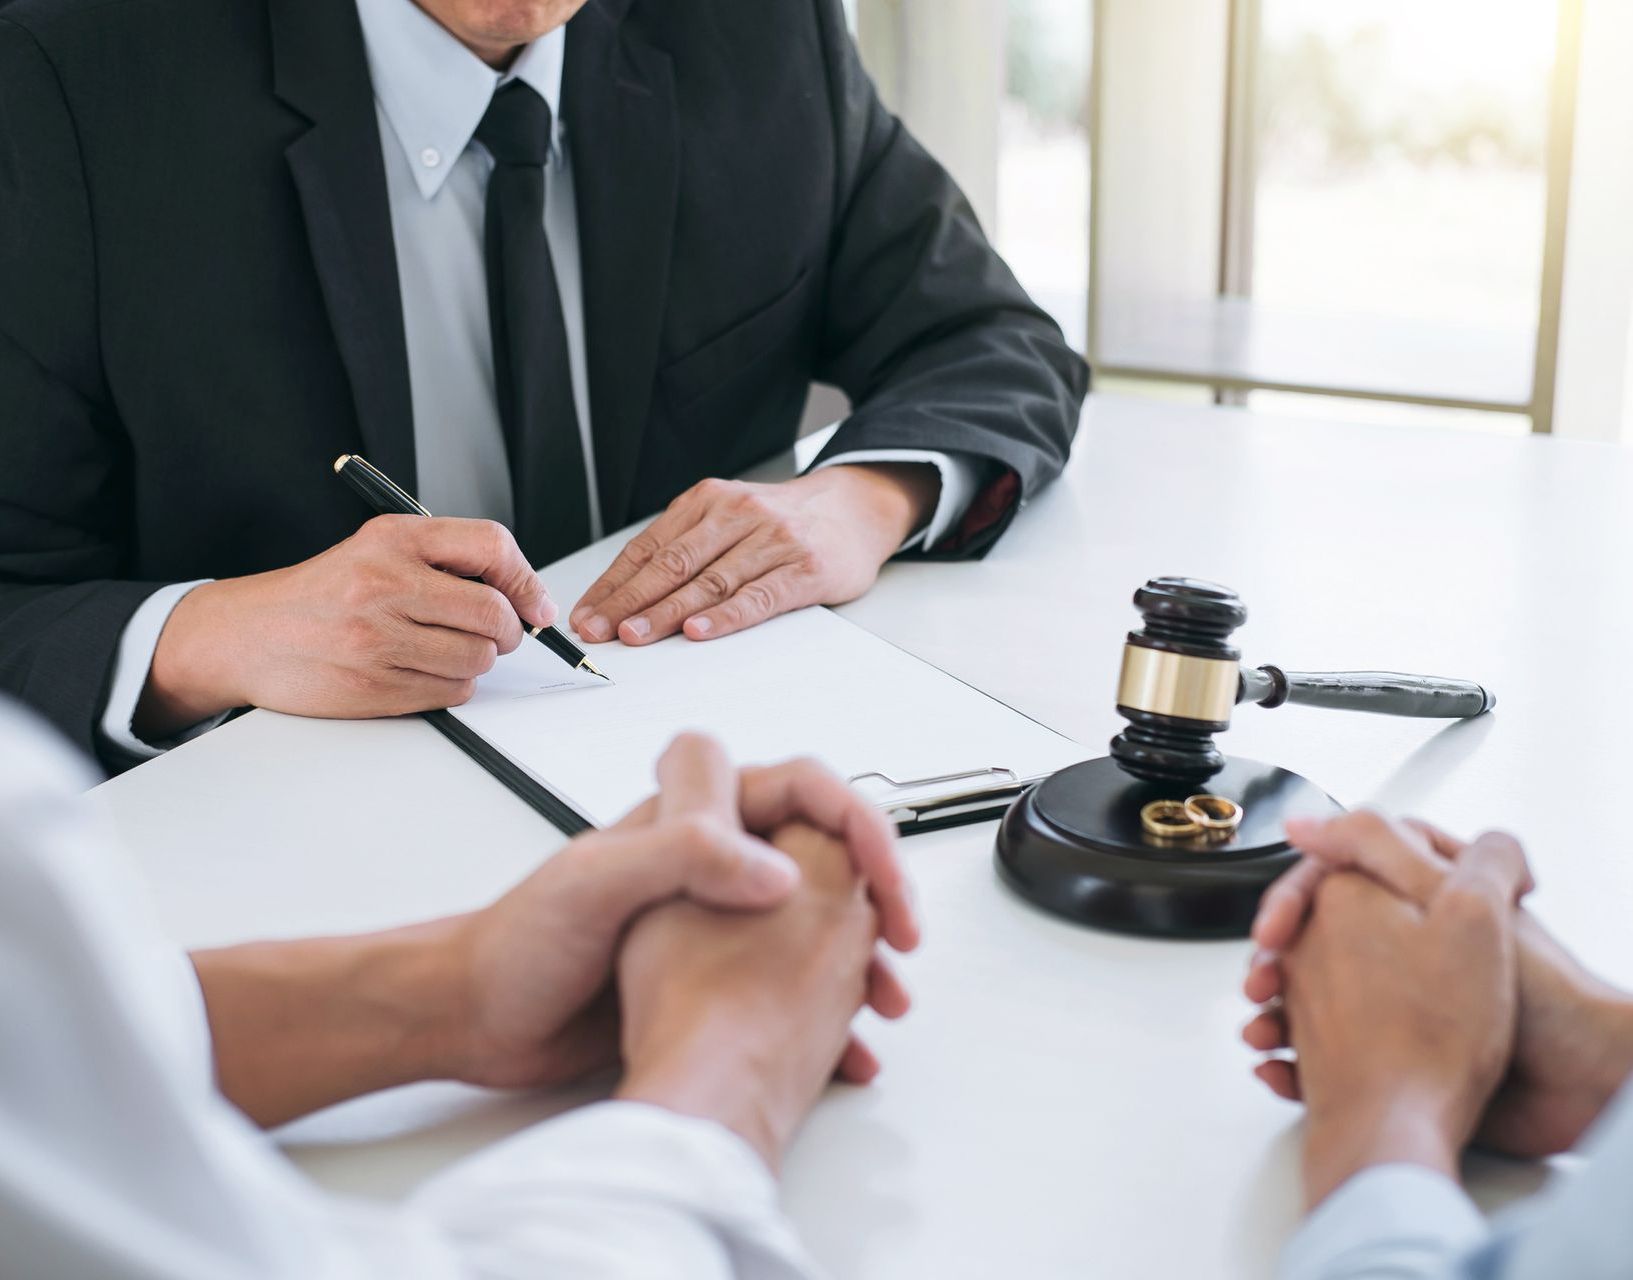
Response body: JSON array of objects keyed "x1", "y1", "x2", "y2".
[{"x1": 1240, "y1": 665, "x2": 1496, "y2": 718}]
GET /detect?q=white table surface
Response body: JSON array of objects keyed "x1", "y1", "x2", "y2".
[{"x1": 91, "y1": 393, "x2": 1633, "y2": 1279}]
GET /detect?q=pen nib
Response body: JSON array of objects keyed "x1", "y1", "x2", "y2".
[{"x1": 578, "y1": 657, "x2": 610, "y2": 681}]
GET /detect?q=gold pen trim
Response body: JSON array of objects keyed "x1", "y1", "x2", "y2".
[
  {"x1": 526, "y1": 624, "x2": 608, "y2": 680},
  {"x1": 337, "y1": 453, "x2": 433, "y2": 517}
]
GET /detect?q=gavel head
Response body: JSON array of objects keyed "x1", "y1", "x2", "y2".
[{"x1": 1109, "y1": 578, "x2": 1247, "y2": 785}]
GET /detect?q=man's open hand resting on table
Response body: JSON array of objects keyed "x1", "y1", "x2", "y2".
[{"x1": 570, "y1": 463, "x2": 940, "y2": 647}]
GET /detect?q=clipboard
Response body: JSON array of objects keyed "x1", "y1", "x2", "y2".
[
  {"x1": 426, "y1": 714, "x2": 1046, "y2": 839},
  {"x1": 439, "y1": 604, "x2": 1088, "y2": 841},
  {"x1": 422, "y1": 709, "x2": 593, "y2": 836},
  {"x1": 849, "y1": 767, "x2": 1050, "y2": 836}
]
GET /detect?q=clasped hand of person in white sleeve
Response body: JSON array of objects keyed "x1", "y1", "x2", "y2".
[
  {"x1": 199, "y1": 731, "x2": 916, "y2": 1140},
  {"x1": 0, "y1": 704, "x2": 916, "y2": 1280}
]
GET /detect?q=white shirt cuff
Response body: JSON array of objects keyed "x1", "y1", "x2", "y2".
[
  {"x1": 1279, "y1": 1164, "x2": 1490, "y2": 1280},
  {"x1": 409, "y1": 1100, "x2": 822, "y2": 1280},
  {"x1": 98, "y1": 580, "x2": 228, "y2": 761},
  {"x1": 812, "y1": 449, "x2": 982, "y2": 552}
]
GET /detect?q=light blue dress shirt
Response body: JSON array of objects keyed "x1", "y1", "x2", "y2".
[
  {"x1": 1283, "y1": 1077, "x2": 1633, "y2": 1280},
  {"x1": 101, "y1": 0, "x2": 978, "y2": 759},
  {"x1": 356, "y1": 0, "x2": 594, "y2": 532}
]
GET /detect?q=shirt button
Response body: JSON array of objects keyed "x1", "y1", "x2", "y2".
[{"x1": 420, "y1": 147, "x2": 442, "y2": 169}]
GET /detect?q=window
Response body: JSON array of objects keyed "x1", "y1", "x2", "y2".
[
  {"x1": 1088, "y1": 0, "x2": 1572, "y2": 430},
  {"x1": 859, "y1": 0, "x2": 1633, "y2": 440},
  {"x1": 998, "y1": 0, "x2": 1092, "y2": 352},
  {"x1": 1246, "y1": 0, "x2": 1555, "y2": 424}
]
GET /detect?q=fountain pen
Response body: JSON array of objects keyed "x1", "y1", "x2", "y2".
[{"x1": 332, "y1": 453, "x2": 607, "y2": 680}]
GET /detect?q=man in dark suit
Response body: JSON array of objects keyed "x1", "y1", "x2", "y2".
[{"x1": 0, "y1": 0, "x2": 1087, "y2": 772}]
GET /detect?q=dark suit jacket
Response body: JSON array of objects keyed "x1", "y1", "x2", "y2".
[{"x1": 0, "y1": 0, "x2": 1088, "y2": 768}]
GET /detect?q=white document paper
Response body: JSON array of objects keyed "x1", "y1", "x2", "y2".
[{"x1": 452, "y1": 605, "x2": 1088, "y2": 825}]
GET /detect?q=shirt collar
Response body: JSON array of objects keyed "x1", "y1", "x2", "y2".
[{"x1": 354, "y1": 0, "x2": 566, "y2": 200}]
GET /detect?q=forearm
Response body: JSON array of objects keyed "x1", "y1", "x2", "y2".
[
  {"x1": 137, "y1": 575, "x2": 258, "y2": 737},
  {"x1": 1292, "y1": 1087, "x2": 1488, "y2": 1280},
  {"x1": 616, "y1": 1008, "x2": 782, "y2": 1173},
  {"x1": 1584, "y1": 988, "x2": 1633, "y2": 1103},
  {"x1": 1289, "y1": 1070, "x2": 1633, "y2": 1280},
  {"x1": 192, "y1": 918, "x2": 469, "y2": 1127},
  {"x1": 1520, "y1": 913, "x2": 1633, "y2": 1117},
  {"x1": 811, "y1": 461, "x2": 941, "y2": 551},
  {"x1": 1303, "y1": 1099, "x2": 1462, "y2": 1212},
  {"x1": 1280, "y1": 1164, "x2": 1490, "y2": 1280}
]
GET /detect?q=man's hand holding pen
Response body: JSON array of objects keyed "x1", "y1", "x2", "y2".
[
  {"x1": 135, "y1": 455, "x2": 937, "y2": 737},
  {"x1": 136, "y1": 515, "x2": 555, "y2": 737}
]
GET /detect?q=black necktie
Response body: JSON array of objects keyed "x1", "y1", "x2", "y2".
[{"x1": 475, "y1": 81, "x2": 592, "y2": 566}]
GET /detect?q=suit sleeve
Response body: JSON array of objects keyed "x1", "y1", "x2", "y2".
[
  {"x1": 0, "y1": 19, "x2": 166, "y2": 769},
  {"x1": 807, "y1": 0, "x2": 1089, "y2": 559}
]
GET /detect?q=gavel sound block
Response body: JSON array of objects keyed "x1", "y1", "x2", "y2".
[{"x1": 995, "y1": 578, "x2": 1495, "y2": 939}]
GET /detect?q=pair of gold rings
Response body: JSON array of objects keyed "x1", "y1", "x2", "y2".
[{"x1": 1139, "y1": 795, "x2": 1244, "y2": 846}]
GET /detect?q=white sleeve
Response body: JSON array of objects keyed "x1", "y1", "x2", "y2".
[
  {"x1": 0, "y1": 698, "x2": 823, "y2": 1280},
  {"x1": 410, "y1": 1101, "x2": 824, "y2": 1280},
  {"x1": 811, "y1": 449, "x2": 982, "y2": 551},
  {"x1": 98, "y1": 579, "x2": 230, "y2": 761},
  {"x1": 1277, "y1": 1165, "x2": 1490, "y2": 1280}
]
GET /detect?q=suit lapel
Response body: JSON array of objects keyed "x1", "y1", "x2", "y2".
[
  {"x1": 564, "y1": 1, "x2": 679, "y2": 529},
  {"x1": 269, "y1": 0, "x2": 417, "y2": 490}
]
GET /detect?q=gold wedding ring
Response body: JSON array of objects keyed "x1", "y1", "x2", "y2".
[
  {"x1": 1184, "y1": 794, "x2": 1243, "y2": 841},
  {"x1": 1140, "y1": 799, "x2": 1204, "y2": 841},
  {"x1": 1139, "y1": 795, "x2": 1245, "y2": 848}
]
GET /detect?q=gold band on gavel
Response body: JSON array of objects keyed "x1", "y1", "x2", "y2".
[{"x1": 1115, "y1": 644, "x2": 1240, "y2": 725}]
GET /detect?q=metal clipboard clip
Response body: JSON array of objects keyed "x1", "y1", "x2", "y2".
[{"x1": 848, "y1": 766, "x2": 1045, "y2": 836}]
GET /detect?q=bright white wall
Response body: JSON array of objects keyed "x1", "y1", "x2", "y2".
[{"x1": 1626, "y1": 297, "x2": 1633, "y2": 439}]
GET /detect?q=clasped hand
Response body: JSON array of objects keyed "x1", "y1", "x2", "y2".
[
  {"x1": 440, "y1": 733, "x2": 916, "y2": 1167},
  {"x1": 1243, "y1": 811, "x2": 1633, "y2": 1206}
]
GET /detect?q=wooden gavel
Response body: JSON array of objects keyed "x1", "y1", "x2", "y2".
[{"x1": 1110, "y1": 577, "x2": 1496, "y2": 785}]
